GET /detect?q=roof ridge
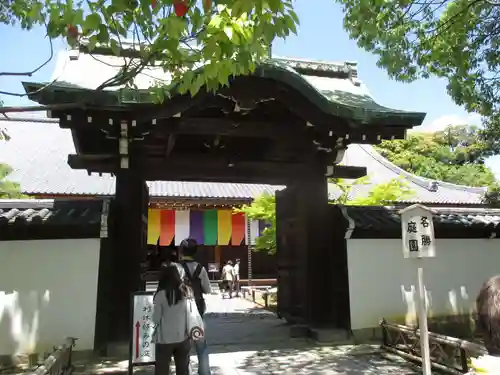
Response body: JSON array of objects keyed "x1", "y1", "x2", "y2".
[
  {"x1": 360, "y1": 144, "x2": 487, "y2": 194},
  {"x1": 76, "y1": 38, "x2": 199, "y2": 53},
  {"x1": 73, "y1": 40, "x2": 354, "y2": 69},
  {"x1": 271, "y1": 56, "x2": 357, "y2": 78},
  {"x1": 272, "y1": 56, "x2": 354, "y2": 67}
]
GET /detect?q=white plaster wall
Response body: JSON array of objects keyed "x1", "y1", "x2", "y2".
[
  {"x1": 0, "y1": 239, "x2": 100, "y2": 355},
  {"x1": 348, "y1": 238, "x2": 500, "y2": 330}
]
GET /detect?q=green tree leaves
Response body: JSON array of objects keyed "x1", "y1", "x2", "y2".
[
  {"x1": 236, "y1": 177, "x2": 415, "y2": 255},
  {"x1": 337, "y1": 0, "x2": 500, "y2": 120},
  {"x1": 3, "y1": 0, "x2": 299, "y2": 98},
  {"x1": 348, "y1": 178, "x2": 415, "y2": 206},
  {"x1": 0, "y1": 163, "x2": 25, "y2": 198},
  {"x1": 236, "y1": 192, "x2": 277, "y2": 254},
  {"x1": 375, "y1": 125, "x2": 496, "y2": 187}
]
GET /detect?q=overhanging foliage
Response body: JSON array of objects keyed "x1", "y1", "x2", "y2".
[
  {"x1": 336, "y1": 0, "x2": 499, "y2": 121},
  {"x1": 1, "y1": 0, "x2": 299, "y2": 99}
]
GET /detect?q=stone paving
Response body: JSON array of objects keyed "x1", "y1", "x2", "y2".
[{"x1": 73, "y1": 294, "x2": 421, "y2": 374}]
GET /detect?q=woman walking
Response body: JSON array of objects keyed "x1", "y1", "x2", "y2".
[{"x1": 152, "y1": 264, "x2": 192, "y2": 375}]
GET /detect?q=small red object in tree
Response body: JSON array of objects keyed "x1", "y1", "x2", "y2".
[
  {"x1": 67, "y1": 24, "x2": 79, "y2": 39},
  {"x1": 151, "y1": 0, "x2": 157, "y2": 8},
  {"x1": 174, "y1": 1, "x2": 188, "y2": 16}
]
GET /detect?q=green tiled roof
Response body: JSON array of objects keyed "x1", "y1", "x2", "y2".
[
  {"x1": 23, "y1": 47, "x2": 426, "y2": 126},
  {"x1": 254, "y1": 60, "x2": 424, "y2": 124}
]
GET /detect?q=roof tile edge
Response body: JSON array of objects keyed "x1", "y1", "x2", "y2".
[
  {"x1": 360, "y1": 144, "x2": 488, "y2": 194},
  {"x1": 376, "y1": 205, "x2": 500, "y2": 214},
  {"x1": 273, "y1": 55, "x2": 354, "y2": 69},
  {"x1": 0, "y1": 199, "x2": 55, "y2": 209}
]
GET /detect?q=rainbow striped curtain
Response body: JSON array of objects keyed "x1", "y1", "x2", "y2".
[{"x1": 147, "y1": 209, "x2": 265, "y2": 246}]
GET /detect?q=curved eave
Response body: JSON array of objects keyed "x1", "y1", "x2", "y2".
[
  {"x1": 254, "y1": 62, "x2": 426, "y2": 126},
  {"x1": 22, "y1": 62, "x2": 426, "y2": 127},
  {"x1": 22, "y1": 81, "x2": 130, "y2": 108}
]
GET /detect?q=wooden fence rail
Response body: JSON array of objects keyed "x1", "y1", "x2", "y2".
[
  {"x1": 380, "y1": 319, "x2": 486, "y2": 374},
  {"x1": 241, "y1": 286, "x2": 275, "y2": 307},
  {"x1": 29, "y1": 337, "x2": 78, "y2": 375}
]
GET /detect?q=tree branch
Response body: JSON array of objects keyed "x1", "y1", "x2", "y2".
[{"x1": 0, "y1": 31, "x2": 53, "y2": 77}]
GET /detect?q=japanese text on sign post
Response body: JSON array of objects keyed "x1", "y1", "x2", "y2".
[
  {"x1": 401, "y1": 205, "x2": 436, "y2": 258},
  {"x1": 131, "y1": 292, "x2": 156, "y2": 363}
]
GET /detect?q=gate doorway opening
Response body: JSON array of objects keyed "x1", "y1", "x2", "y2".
[{"x1": 23, "y1": 45, "x2": 426, "y2": 345}]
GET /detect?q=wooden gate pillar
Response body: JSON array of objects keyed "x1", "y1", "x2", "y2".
[
  {"x1": 294, "y1": 173, "x2": 333, "y2": 326},
  {"x1": 276, "y1": 169, "x2": 335, "y2": 327},
  {"x1": 109, "y1": 171, "x2": 148, "y2": 342}
]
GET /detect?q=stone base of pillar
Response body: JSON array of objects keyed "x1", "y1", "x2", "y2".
[
  {"x1": 289, "y1": 325, "x2": 353, "y2": 344},
  {"x1": 308, "y1": 327, "x2": 352, "y2": 344},
  {"x1": 105, "y1": 341, "x2": 130, "y2": 357}
]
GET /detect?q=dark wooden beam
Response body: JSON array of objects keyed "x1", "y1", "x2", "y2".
[
  {"x1": 58, "y1": 113, "x2": 408, "y2": 152},
  {"x1": 67, "y1": 154, "x2": 307, "y2": 184},
  {"x1": 67, "y1": 154, "x2": 363, "y2": 184},
  {"x1": 151, "y1": 118, "x2": 300, "y2": 140},
  {"x1": 329, "y1": 165, "x2": 367, "y2": 179},
  {"x1": 53, "y1": 93, "x2": 410, "y2": 143},
  {"x1": 58, "y1": 113, "x2": 307, "y2": 140}
]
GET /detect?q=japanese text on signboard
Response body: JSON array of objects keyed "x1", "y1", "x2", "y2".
[
  {"x1": 401, "y1": 206, "x2": 436, "y2": 258},
  {"x1": 131, "y1": 292, "x2": 156, "y2": 364},
  {"x1": 141, "y1": 304, "x2": 152, "y2": 358},
  {"x1": 406, "y1": 216, "x2": 433, "y2": 254}
]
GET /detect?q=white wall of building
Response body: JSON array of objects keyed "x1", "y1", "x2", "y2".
[
  {"x1": 348, "y1": 238, "x2": 500, "y2": 330},
  {"x1": 0, "y1": 239, "x2": 100, "y2": 355}
]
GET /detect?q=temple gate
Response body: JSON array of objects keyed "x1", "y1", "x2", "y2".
[{"x1": 23, "y1": 44, "x2": 425, "y2": 346}]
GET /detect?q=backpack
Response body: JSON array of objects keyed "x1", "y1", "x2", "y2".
[{"x1": 180, "y1": 261, "x2": 206, "y2": 316}]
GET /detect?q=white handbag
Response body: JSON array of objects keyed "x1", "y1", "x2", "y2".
[{"x1": 185, "y1": 297, "x2": 205, "y2": 341}]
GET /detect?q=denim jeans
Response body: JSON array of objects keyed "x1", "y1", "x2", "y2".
[{"x1": 194, "y1": 339, "x2": 210, "y2": 375}]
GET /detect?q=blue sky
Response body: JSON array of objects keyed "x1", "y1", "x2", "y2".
[{"x1": 1, "y1": 0, "x2": 498, "y2": 176}]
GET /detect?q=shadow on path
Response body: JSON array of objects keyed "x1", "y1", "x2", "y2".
[
  {"x1": 71, "y1": 294, "x2": 420, "y2": 374},
  {"x1": 236, "y1": 346, "x2": 422, "y2": 374}
]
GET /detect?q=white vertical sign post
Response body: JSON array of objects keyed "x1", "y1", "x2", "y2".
[
  {"x1": 128, "y1": 291, "x2": 156, "y2": 375},
  {"x1": 400, "y1": 204, "x2": 437, "y2": 375}
]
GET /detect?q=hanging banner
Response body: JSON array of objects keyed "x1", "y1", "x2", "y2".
[
  {"x1": 174, "y1": 210, "x2": 190, "y2": 245},
  {"x1": 217, "y1": 210, "x2": 232, "y2": 245},
  {"x1": 147, "y1": 210, "x2": 161, "y2": 245},
  {"x1": 159, "y1": 210, "x2": 175, "y2": 246},
  {"x1": 203, "y1": 210, "x2": 218, "y2": 245},
  {"x1": 231, "y1": 213, "x2": 245, "y2": 245},
  {"x1": 129, "y1": 291, "x2": 156, "y2": 370},
  {"x1": 147, "y1": 208, "x2": 264, "y2": 246},
  {"x1": 189, "y1": 211, "x2": 204, "y2": 245}
]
